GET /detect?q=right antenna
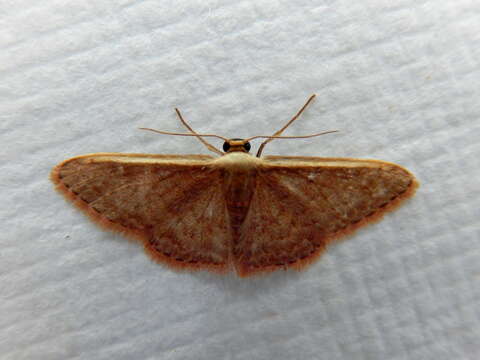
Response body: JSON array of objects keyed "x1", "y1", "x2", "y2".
[{"x1": 256, "y1": 94, "x2": 317, "y2": 157}]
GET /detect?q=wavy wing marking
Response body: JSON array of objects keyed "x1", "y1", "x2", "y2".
[
  {"x1": 51, "y1": 153, "x2": 231, "y2": 272},
  {"x1": 235, "y1": 157, "x2": 418, "y2": 276}
]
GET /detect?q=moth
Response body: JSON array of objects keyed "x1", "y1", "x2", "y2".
[{"x1": 51, "y1": 95, "x2": 418, "y2": 277}]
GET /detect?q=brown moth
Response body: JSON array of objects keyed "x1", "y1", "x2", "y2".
[{"x1": 51, "y1": 95, "x2": 418, "y2": 277}]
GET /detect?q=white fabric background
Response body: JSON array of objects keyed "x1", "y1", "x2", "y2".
[{"x1": 1, "y1": 1, "x2": 479, "y2": 359}]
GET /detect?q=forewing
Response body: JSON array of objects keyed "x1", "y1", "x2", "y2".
[
  {"x1": 235, "y1": 156, "x2": 418, "y2": 276},
  {"x1": 51, "y1": 153, "x2": 231, "y2": 272}
]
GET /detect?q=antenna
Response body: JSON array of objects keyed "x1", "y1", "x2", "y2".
[{"x1": 256, "y1": 94, "x2": 317, "y2": 157}]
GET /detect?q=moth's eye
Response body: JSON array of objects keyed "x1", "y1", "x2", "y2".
[
  {"x1": 243, "y1": 142, "x2": 251, "y2": 152},
  {"x1": 223, "y1": 142, "x2": 231, "y2": 152}
]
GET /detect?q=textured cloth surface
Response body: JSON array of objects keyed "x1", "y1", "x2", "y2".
[{"x1": 1, "y1": 1, "x2": 479, "y2": 359}]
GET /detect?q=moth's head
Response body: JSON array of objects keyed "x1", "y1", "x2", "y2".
[{"x1": 223, "y1": 138, "x2": 251, "y2": 153}]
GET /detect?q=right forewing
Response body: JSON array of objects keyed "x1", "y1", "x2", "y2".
[{"x1": 234, "y1": 157, "x2": 418, "y2": 276}]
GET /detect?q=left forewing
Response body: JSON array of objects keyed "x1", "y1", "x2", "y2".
[{"x1": 51, "y1": 153, "x2": 232, "y2": 273}]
